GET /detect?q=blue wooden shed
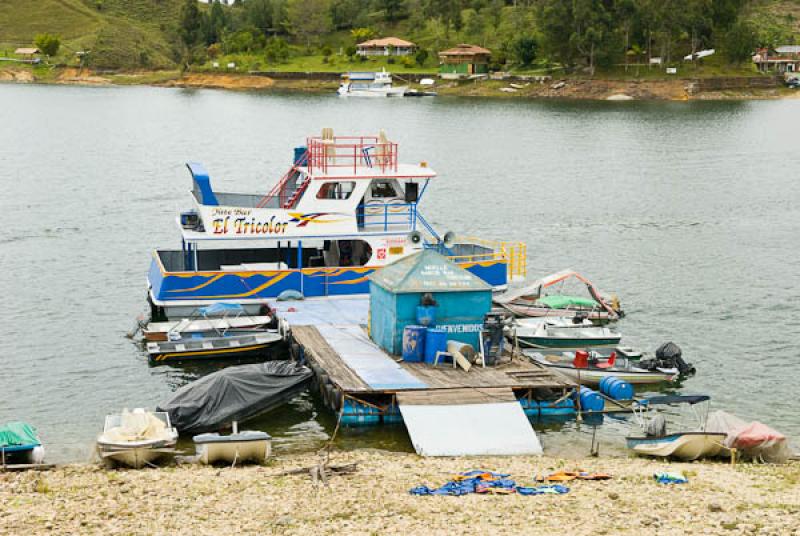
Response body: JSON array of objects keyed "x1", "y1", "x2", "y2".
[{"x1": 369, "y1": 249, "x2": 492, "y2": 355}]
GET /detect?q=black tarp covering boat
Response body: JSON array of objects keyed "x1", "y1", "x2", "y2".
[{"x1": 157, "y1": 361, "x2": 312, "y2": 434}]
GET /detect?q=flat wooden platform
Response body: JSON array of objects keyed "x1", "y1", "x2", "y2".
[{"x1": 292, "y1": 325, "x2": 575, "y2": 395}]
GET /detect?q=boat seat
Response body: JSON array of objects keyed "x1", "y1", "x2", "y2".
[
  {"x1": 595, "y1": 352, "x2": 617, "y2": 369},
  {"x1": 573, "y1": 350, "x2": 589, "y2": 369}
]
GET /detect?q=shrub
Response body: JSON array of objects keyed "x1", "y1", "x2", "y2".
[
  {"x1": 34, "y1": 33, "x2": 61, "y2": 57},
  {"x1": 321, "y1": 45, "x2": 333, "y2": 57},
  {"x1": 415, "y1": 48, "x2": 428, "y2": 67},
  {"x1": 264, "y1": 37, "x2": 289, "y2": 64},
  {"x1": 387, "y1": 56, "x2": 395, "y2": 64},
  {"x1": 401, "y1": 56, "x2": 414, "y2": 68},
  {"x1": 345, "y1": 45, "x2": 357, "y2": 59},
  {"x1": 207, "y1": 43, "x2": 222, "y2": 59},
  {"x1": 511, "y1": 36, "x2": 537, "y2": 67}
]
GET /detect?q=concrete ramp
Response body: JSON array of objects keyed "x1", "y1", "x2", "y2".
[{"x1": 397, "y1": 388, "x2": 543, "y2": 456}]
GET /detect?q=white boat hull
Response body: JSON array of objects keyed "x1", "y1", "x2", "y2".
[
  {"x1": 97, "y1": 440, "x2": 176, "y2": 469},
  {"x1": 338, "y1": 86, "x2": 407, "y2": 97},
  {"x1": 144, "y1": 315, "x2": 273, "y2": 341},
  {"x1": 195, "y1": 439, "x2": 271, "y2": 465},
  {"x1": 525, "y1": 352, "x2": 678, "y2": 385},
  {"x1": 541, "y1": 364, "x2": 677, "y2": 385},
  {"x1": 627, "y1": 432, "x2": 727, "y2": 461}
]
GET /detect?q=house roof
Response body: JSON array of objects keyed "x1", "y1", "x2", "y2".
[
  {"x1": 439, "y1": 44, "x2": 491, "y2": 57},
  {"x1": 357, "y1": 37, "x2": 416, "y2": 48},
  {"x1": 776, "y1": 45, "x2": 800, "y2": 54},
  {"x1": 369, "y1": 249, "x2": 491, "y2": 294},
  {"x1": 15, "y1": 48, "x2": 40, "y2": 55}
]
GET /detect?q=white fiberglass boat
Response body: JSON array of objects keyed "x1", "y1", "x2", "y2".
[
  {"x1": 525, "y1": 350, "x2": 679, "y2": 385},
  {"x1": 514, "y1": 317, "x2": 621, "y2": 349},
  {"x1": 96, "y1": 409, "x2": 178, "y2": 469},
  {"x1": 194, "y1": 427, "x2": 271, "y2": 465},
  {"x1": 626, "y1": 395, "x2": 727, "y2": 461},
  {"x1": 338, "y1": 70, "x2": 407, "y2": 97}
]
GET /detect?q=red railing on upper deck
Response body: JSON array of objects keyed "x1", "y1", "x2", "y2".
[{"x1": 306, "y1": 136, "x2": 398, "y2": 175}]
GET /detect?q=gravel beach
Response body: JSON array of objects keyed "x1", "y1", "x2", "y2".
[{"x1": 1, "y1": 450, "x2": 798, "y2": 535}]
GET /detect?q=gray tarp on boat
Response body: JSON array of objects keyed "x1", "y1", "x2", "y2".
[{"x1": 157, "y1": 361, "x2": 312, "y2": 434}]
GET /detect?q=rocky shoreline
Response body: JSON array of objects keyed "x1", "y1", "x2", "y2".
[
  {"x1": 2, "y1": 450, "x2": 798, "y2": 535},
  {"x1": 2, "y1": 67, "x2": 797, "y2": 101}
]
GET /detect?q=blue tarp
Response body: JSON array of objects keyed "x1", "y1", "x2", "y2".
[
  {"x1": 410, "y1": 470, "x2": 570, "y2": 496},
  {"x1": 197, "y1": 303, "x2": 245, "y2": 317}
]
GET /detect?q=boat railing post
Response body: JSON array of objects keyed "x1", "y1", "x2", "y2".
[{"x1": 384, "y1": 204, "x2": 388, "y2": 231}]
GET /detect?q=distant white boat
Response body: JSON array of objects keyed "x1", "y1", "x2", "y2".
[
  {"x1": 338, "y1": 70, "x2": 407, "y2": 97},
  {"x1": 684, "y1": 49, "x2": 715, "y2": 61}
]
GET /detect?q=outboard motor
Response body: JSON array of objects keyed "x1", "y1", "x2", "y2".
[
  {"x1": 640, "y1": 342, "x2": 696, "y2": 376},
  {"x1": 572, "y1": 311, "x2": 589, "y2": 324},
  {"x1": 482, "y1": 312, "x2": 507, "y2": 366}
]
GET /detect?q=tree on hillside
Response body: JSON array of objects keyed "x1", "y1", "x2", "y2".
[
  {"x1": 350, "y1": 27, "x2": 375, "y2": 45},
  {"x1": 287, "y1": 0, "x2": 332, "y2": 48},
  {"x1": 332, "y1": 0, "x2": 365, "y2": 29},
  {"x1": 723, "y1": 18, "x2": 757, "y2": 63},
  {"x1": 712, "y1": 0, "x2": 745, "y2": 31},
  {"x1": 427, "y1": 0, "x2": 464, "y2": 35},
  {"x1": 245, "y1": 0, "x2": 271, "y2": 34},
  {"x1": 415, "y1": 48, "x2": 429, "y2": 67},
  {"x1": 34, "y1": 33, "x2": 61, "y2": 57},
  {"x1": 180, "y1": 0, "x2": 205, "y2": 46},
  {"x1": 382, "y1": 0, "x2": 405, "y2": 23},
  {"x1": 206, "y1": 1, "x2": 228, "y2": 45},
  {"x1": 511, "y1": 36, "x2": 537, "y2": 67},
  {"x1": 537, "y1": 0, "x2": 575, "y2": 67}
]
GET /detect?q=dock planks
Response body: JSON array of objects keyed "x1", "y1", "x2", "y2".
[
  {"x1": 292, "y1": 325, "x2": 574, "y2": 395},
  {"x1": 291, "y1": 325, "x2": 370, "y2": 392}
]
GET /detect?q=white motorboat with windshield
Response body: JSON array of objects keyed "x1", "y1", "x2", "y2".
[
  {"x1": 626, "y1": 395, "x2": 727, "y2": 461},
  {"x1": 338, "y1": 70, "x2": 407, "y2": 97},
  {"x1": 513, "y1": 316, "x2": 622, "y2": 349}
]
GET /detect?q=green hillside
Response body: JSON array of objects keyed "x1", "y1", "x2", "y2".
[
  {"x1": 0, "y1": 0, "x2": 182, "y2": 69},
  {"x1": 1, "y1": 0, "x2": 798, "y2": 75}
]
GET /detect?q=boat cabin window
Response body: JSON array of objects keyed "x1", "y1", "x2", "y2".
[
  {"x1": 371, "y1": 181, "x2": 398, "y2": 198},
  {"x1": 322, "y1": 239, "x2": 372, "y2": 267},
  {"x1": 317, "y1": 181, "x2": 356, "y2": 200}
]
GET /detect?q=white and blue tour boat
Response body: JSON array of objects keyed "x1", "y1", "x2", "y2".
[{"x1": 147, "y1": 130, "x2": 526, "y2": 319}]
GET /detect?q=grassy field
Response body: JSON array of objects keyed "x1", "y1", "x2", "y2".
[
  {"x1": 196, "y1": 52, "x2": 438, "y2": 75},
  {"x1": 0, "y1": 0, "x2": 181, "y2": 69}
]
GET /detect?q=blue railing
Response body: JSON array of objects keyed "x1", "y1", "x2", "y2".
[
  {"x1": 357, "y1": 203, "x2": 417, "y2": 231},
  {"x1": 415, "y1": 212, "x2": 441, "y2": 243}
]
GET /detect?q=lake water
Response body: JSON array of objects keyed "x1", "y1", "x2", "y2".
[{"x1": 1, "y1": 83, "x2": 799, "y2": 462}]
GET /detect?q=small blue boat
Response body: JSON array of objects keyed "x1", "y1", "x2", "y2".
[{"x1": 1, "y1": 421, "x2": 45, "y2": 466}]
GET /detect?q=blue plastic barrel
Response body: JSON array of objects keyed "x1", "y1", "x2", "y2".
[
  {"x1": 415, "y1": 305, "x2": 437, "y2": 327},
  {"x1": 577, "y1": 386, "x2": 605, "y2": 412},
  {"x1": 424, "y1": 328, "x2": 448, "y2": 364},
  {"x1": 599, "y1": 376, "x2": 634, "y2": 400},
  {"x1": 402, "y1": 325, "x2": 426, "y2": 362}
]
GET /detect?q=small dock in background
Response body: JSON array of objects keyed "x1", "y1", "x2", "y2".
[{"x1": 269, "y1": 296, "x2": 576, "y2": 456}]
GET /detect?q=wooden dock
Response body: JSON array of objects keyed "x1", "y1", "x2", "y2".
[{"x1": 291, "y1": 324, "x2": 575, "y2": 405}]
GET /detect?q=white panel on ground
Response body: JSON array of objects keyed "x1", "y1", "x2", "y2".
[{"x1": 398, "y1": 388, "x2": 543, "y2": 456}]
